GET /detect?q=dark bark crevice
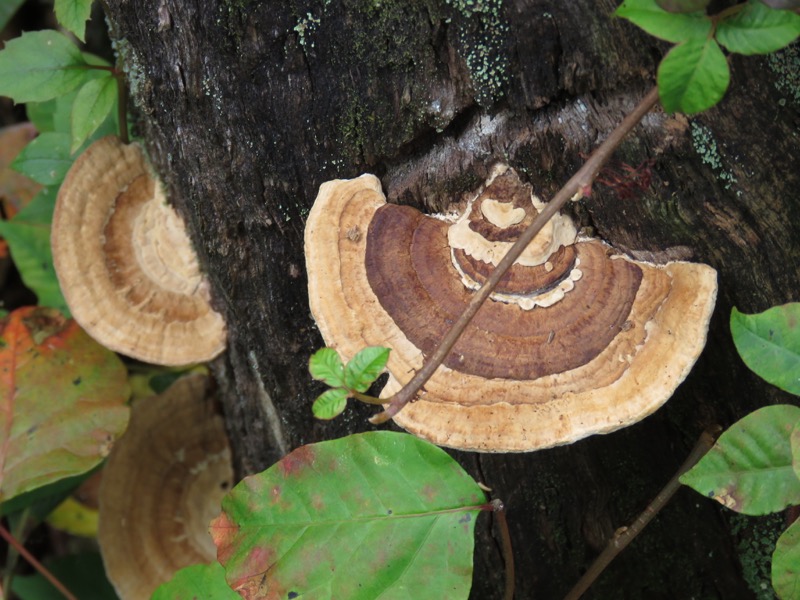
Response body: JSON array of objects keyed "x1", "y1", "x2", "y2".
[{"x1": 104, "y1": 1, "x2": 799, "y2": 597}]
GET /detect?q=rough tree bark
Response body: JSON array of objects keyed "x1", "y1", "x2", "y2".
[{"x1": 105, "y1": 1, "x2": 800, "y2": 598}]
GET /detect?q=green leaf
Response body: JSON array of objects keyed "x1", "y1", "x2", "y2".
[
  {"x1": 344, "y1": 346, "x2": 390, "y2": 392},
  {"x1": 792, "y1": 419, "x2": 800, "y2": 486},
  {"x1": 655, "y1": 0, "x2": 711, "y2": 13},
  {"x1": 312, "y1": 387, "x2": 349, "y2": 419},
  {"x1": 731, "y1": 304, "x2": 800, "y2": 395},
  {"x1": 658, "y1": 36, "x2": 730, "y2": 113},
  {"x1": 152, "y1": 562, "x2": 240, "y2": 600},
  {"x1": 309, "y1": 347, "x2": 346, "y2": 388},
  {"x1": 0, "y1": 307, "x2": 130, "y2": 503},
  {"x1": 0, "y1": 467, "x2": 95, "y2": 519},
  {"x1": 26, "y1": 101, "x2": 57, "y2": 133},
  {"x1": 11, "y1": 552, "x2": 117, "y2": 600},
  {"x1": 0, "y1": 186, "x2": 64, "y2": 312},
  {"x1": 14, "y1": 185, "x2": 58, "y2": 225},
  {"x1": 0, "y1": 31, "x2": 88, "y2": 103},
  {"x1": 53, "y1": 95, "x2": 78, "y2": 134},
  {"x1": 680, "y1": 405, "x2": 800, "y2": 515},
  {"x1": 42, "y1": 81, "x2": 119, "y2": 143},
  {"x1": 70, "y1": 75, "x2": 117, "y2": 152},
  {"x1": 717, "y1": 0, "x2": 800, "y2": 55},
  {"x1": 615, "y1": 0, "x2": 712, "y2": 43},
  {"x1": 210, "y1": 431, "x2": 484, "y2": 599},
  {"x1": 54, "y1": 0, "x2": 94, "y2": 43},
  {"x1": 0, "y1": 123, "x2": 41, "y2": 215},
  {"x1": 0, "y1": 220, "x2": 66, "y2": 312},
  {"x1": 11, "y1": 132, "x2": 73, "y2": 186},
  {"x1": 0, "y1": 0, "x2": 25, "y2": 33},
  {"x1": 773, "y1": 517, "x2": 800, "y2": 600}
]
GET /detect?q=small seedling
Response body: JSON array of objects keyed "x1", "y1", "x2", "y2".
[
  {"x1": 308, "y1": 346, "x2": 390, "y2": 419},
  {"x1": 616, "y1": 0, "x2": 800, "y2": 113}
]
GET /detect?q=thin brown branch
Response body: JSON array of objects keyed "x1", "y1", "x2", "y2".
[
  {"x1": 0, "y1": 521, "x2": 78, "y2": 600},
  {"x1": 370, "y1": 86, "x2": 661, "y2": 424},
  {"x1": 491, "y1": 499, "x2": 516, "y2": 600},
  {"x1": 562, "y1": 427, "x2": 719, "y2": 600}
]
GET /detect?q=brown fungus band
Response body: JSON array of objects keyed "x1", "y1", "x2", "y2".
[
  {"x1": 305, "y1": 166, "x2": 717, "y2": 452},
  {"x1": 98, "y1": 374, "x2": 233, "y2": 599},
  {"x1": 51, "y1": 136, "x2": 226, "y2": 366}
]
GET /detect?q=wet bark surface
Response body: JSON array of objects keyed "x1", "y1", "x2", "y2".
[{"x1": 106, "y1": 1, "x2": 799, "y2": 597}]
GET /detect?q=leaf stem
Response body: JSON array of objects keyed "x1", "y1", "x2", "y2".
[
  {"x1": 712, "y1": 2, "x2": 746, "y2": 25},
  {"x1": 350, "y1": 390, "x2": 385, "y2": 405},
  {"x1": 561, "y1": 427, "x2": 718, "y2": 600},
  {"x1": 0, "y1": 521, "x2": 78, "y2": 600},
  {"x1": 82, "y1": 64, "x2": 116, "y2": 72},
  {"x1": 370, "y1": 86, "x2": 661, "y2": 425}
]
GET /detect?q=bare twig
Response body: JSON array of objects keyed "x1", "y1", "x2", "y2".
[
  {"x1": 562, "y1": 427, "x2": 719, "y2": 600},
  {"x1": 491, "y1": 499, "x2": 516, "y2": 600},
  {"x1": 0, "y1": 521, "x2": 78, "y2": 600},
  {"x1": 371, "y1": 86, "x2": 660, "y2": 424}
]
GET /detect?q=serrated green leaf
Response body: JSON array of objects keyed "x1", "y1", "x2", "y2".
[
  {"x1": 309, "y1": 347, "x2": 346, "y2": 387},
  {"x1": 0, "y1": 0, "x2": 26, "y2": 33},
  {"x1": 344, "y1": 346, "x2": 390, "y2": 392},
  {"x1": 655, "y1": 0, "x2": 711, "y2": 13},
  {"x1": 47, "y1": 81, "x2": 119, "y2": 143},
  {"x1": 70, "y1": 75, "x2": 117, "y2": 152},
  {"x1": 717, "y1": 0, "x2": 800, "y2": 55},
  {"x1": 54, "y1": 0, "x2": 94, "y2": 43},
  {"x1": 26, "y1": 101, "x2": 57, "y2": 133},
  {"x1": 211, "y1": 432, "x2": 484, "y2": 600},
  {"x1": 0, "y1": 185, "x2": 60, "y2": 310},
  {"x1": 773, "y1": 517, "x2": 800, "y2": 600},
  {"x1": 792, "y1": 419, "x2": 800, "y2": 482},
  {"x1": 0, "y1": 217, "x2": 67, "y2": 312},
  {"x1": 152, "y1": 563, "x2": 239, "y2": 600},
  {"x1": 11, "y1": 132, "x2": 73, "y2": 186},
  {"x1": 0, "y1": 307, "x2": 130, "y2": 503},
  {"x1": 731, "y1": 304, "x2": 800, "y2": 395},
  {"x1": 312, "y1": 388, "x2": 349, "y2": 419},
  {"x1": 615, "y1": 0, "x2": 712, "y2": 42},
  {"x1": 14, "y1": 185, "x2": 58, "y2": 225},
  {"x1": 680, "y1": 405, "x2": 800, "y2": 515},
  {"x1": 658, "y1": 36, "x2": 730, "y2": 113},
  {"x1": 0, "y1": 31, "x2": 88, "y2": 103}
]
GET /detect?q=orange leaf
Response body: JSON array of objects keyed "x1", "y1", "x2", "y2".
[{"x1": 0, "y1": 306, "x2": 130, "y2": 503}]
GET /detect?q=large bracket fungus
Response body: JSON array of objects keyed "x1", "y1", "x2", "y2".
[
  {"x1": 305, "y1": 166, "x2": 718, "y2": 452},
  {"x1": 98, "y1": 374, "x2": 233, "y2": 599},
  {"x1": 51, "y1": 136, "x2": 226, "y2": 366}
]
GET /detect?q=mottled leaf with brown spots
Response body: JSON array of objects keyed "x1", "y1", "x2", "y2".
[{"x1": 210, "y1": 432, "x2": 484, "y2": 599}]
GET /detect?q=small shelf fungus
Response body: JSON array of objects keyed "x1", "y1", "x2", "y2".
[
  {"x1": 51, "y1": 136, "x2": 226, "y2": 366},
  {"x1": 98, "y1": 374, "x2": 233, "y2": 599},
  {"x1": 305, "y1": 166, "x2": 718, "y2": 452}
]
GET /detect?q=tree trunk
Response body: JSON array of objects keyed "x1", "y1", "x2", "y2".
[{"x1": 105, "y1": 1, "x2": 800, "y2": 597}]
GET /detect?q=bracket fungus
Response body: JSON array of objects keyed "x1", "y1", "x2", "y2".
[
  {"x1": 51, "y1": 136, "x2": 226, "y2": 366},
  {"x1": 305, "y1": 166, "x2": 718, "y2": 452},
  {"x1": 98, "y1": 373, "x2": 233, "y2": 599}
]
